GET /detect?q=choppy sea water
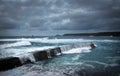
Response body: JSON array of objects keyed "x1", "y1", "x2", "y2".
[{"x1": 0, "y1": 36, "x2": 120, "y2": 76}]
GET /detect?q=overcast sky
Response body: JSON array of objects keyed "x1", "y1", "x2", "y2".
[{"x1": 0, "y1": 0, "x2": 120, "y2": 36}]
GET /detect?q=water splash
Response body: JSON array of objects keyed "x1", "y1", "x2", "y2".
[{"x1": 62, "y1": 47, "x2": 91, "y2": 54}]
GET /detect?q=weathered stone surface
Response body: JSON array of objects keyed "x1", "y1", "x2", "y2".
[
  {"x1": 0, "y1": 57, "x2": 22, "y2": 71},
  {"x1": 33, "y1": 51, "x2": 48, "y2": 61}
]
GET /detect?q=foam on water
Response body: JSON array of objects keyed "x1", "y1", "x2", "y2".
[
  {"x1": 82, "y1": 60, "x2": 108, "y2": 66},
  {"x1": 63, "y1": 62, "x2": 83, "y2": 66},
  {"x1": 0, "y1": 41, "x2": 31, "y2": 49},
  {"x1": 72, "y1": 55, "x2": 81, "y2": 61}
]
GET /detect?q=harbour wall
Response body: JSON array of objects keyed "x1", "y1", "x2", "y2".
[{"x1": 0, "y1": 43, "x2": 95, "y2": 71}]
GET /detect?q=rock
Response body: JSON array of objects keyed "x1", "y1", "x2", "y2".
[
  {"x1": 90, "y1": 43, "x2": 96, "y2": 48},
  {"x1": 0, "y1": 57, "x2": 22, "y2": 71}
]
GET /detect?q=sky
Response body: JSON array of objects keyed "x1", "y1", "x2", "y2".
[{"x1": 0, "y1": 0, "x2": 120, "y2": 36}]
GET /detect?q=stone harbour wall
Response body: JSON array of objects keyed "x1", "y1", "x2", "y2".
[{"x1": 0, "y1": 43, "x2": 95, "y2": 71}]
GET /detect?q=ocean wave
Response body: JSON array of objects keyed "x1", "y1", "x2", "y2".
[
  {"x1": 0, "y1": 41, "x2": 31, "y2": 49},
  {"x1": 0, "y1": 37, "x2": 48, "y2": 42},
  {"x1": 27, "y1": 39, "x2": 120, "y2": 43}
]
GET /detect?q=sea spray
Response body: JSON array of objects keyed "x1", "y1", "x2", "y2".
[
  {"x1": 62, "y1": 47, "x2": 91, "y2": 54},
  {"x1": 16, "y1": 53, "x2": 36, "y2": 64},
  {"x1": 60, "y1": 43, "x2": 92, "y2": 54}
]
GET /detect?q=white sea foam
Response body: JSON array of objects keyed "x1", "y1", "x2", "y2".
[
  {"x1": 83, "y1": 60, "x2": 108, "y2": 65},
  {"x1": 63, "y1": 62, "x2": 83, "y2": 66},
  {"x1": 0, "y1": 41, "x2": 31, "y2": 49},
  {"x1": 62, "y1": 47, "x2": 91, "y2": 54},
  {"x1": 0, "y1": 68, "x2": 65, "y2": 76}
]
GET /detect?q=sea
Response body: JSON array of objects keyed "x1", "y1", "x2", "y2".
[{"x1": 0, "y1": 36, "x2": 120, "y2": 76}]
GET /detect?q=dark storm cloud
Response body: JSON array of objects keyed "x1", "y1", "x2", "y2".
[
  {"x1": 50, "y1": 0, "x2": 120, "y2": 31},
  {"x1": 29, "y1": 19, "x2": 48, "y2": 30},
  {"x1": 0, "y1": 0, "x2": 120, "y2": 36}
]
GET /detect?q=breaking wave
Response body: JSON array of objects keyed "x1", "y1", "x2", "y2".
[
  {"x1": 0, "y1": 38, "x2": 119, "y2": 44},
  {"x1": 0, "y1": 41, "x2": 31, "y2": 49},
  {"x1": 0, "y1": 37, "x2": 48, "y2": 42}
]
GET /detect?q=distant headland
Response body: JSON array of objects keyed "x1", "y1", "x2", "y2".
[{"x1": 63, "y1": 31, "x2": 120, "y2": 36}]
